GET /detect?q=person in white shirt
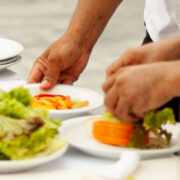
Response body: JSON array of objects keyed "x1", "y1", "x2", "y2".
[{"x1": 27, "y1": 0, "x2": 180, "y2": 121}]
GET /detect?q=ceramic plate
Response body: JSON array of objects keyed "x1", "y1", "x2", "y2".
[
  {"x1": 0, "y1": 38, "x2": 24, "y2": 60},
  {"x1": 0, "y1": 56, "x2": 21, "y2": 71},
  {"x1": 0, "y1": 143, "x2": 68, "y2": 173},
  {"x1": 60, "y1": 115, "x2": 180, "y2": 159},
  {"x1": 24, "y1": 84, "x2": 103, "y2": 119}
]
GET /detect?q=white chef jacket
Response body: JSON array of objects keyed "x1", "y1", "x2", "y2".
[{"x1": 144, "y1": 0, "x2": 180, "y2": 42}]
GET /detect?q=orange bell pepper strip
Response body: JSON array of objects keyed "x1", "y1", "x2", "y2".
[
  {"x1": 82, "y1": 100, "x2": 89, "y2": 107},
  {"x1": 93, "y1": 120, "x2": 133, "y2": 146}
]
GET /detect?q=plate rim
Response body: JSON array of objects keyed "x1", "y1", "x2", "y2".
[
  {"x1": 61, "y1": 115, "x2": 180, "y2": 158},
  {"x1": 24, "y1": 84, "x2": 104, "y2": 114},
  {"x1": 0, "y1": 143, "x2": 68, "y2": 166}
]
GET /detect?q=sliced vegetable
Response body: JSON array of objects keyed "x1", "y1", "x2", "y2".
[
  {"x1": 92, "y1": 108, "x2": 176, "y2": 149},
  {"x1": 93, "y1": 120, "x2": 133, "y2": 146},
  {"x1": 31, "y1": 94, "x2": 89, "y2": 110}
]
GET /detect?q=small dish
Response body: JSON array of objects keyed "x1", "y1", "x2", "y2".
[{"x1": 24, "y1": 84, "x2": 104, "y2": 119}]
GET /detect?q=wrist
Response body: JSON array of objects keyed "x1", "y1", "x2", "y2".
[{"x1": 65, "y1": 29, "x2": 94, "y2": 52}]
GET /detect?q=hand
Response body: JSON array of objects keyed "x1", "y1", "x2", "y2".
[
  {"x1": 106, "y1": 37, "x2": 180, "y2": 79},
  {"x1": 103, "y1": 62, "x2": 175, "y2": 122},
  {"x1": 27, "y1": 35, "x2": 91, "y2": 90}
]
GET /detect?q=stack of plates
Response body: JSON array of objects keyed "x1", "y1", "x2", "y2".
[{"x1": 0, "y1": 38, "x2": 23, "y2": 71}]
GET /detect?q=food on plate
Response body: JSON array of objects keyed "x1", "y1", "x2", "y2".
[
  {"x1": 88, "y1": 109, "x2": 176, "y2": 149},
  {"x1": 31, "y1": 94, "x2": 89, "y2": 110},
  {"x1": 0, "y1": 86, "x2": 66, "y2": 160}
]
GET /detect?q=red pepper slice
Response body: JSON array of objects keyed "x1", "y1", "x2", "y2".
[{"x1": 35, "y1": 94, "x2": 65, "y2": 98}]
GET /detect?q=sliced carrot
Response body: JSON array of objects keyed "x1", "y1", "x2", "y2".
[
  {"x1": 93, "y1": 132, "x2": 130, "y2": 146},
  {"x1": 93, "y1": 120, "x2": 133, "y2": 146}
]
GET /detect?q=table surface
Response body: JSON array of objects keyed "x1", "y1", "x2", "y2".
[{"x1": 0, "y1": 73, "x2": 179, "y2": 180}]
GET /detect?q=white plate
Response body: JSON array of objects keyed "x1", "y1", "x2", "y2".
[
  {"x1": 0, "y1": 55, "x2": 21, "y2": 65},
  {"x1": 0, "y1": 56, "x2": 21, "y2": 71},
  {"x1": 0, "y1": 38, "x2": 24, "y2": 60},
  {"x1": 61, "y1": 115, "x2": 180, "y2": 159},
  {"x1": 24, "y1": 84, "x2": 103, "y2": 119},
  {"x1": 0, "y1": 143, "x2": 68, "y2": 173}
]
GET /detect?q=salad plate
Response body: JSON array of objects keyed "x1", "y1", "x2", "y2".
[
  {"x1": 24, "y1": 84, "x2": 103, "y2": 119},
  {"x1": 0, "y1": 38, "x2": 24, "y2": 61},
  {"x1": 0, "y1": 143, "x2": 68, "y2": 173},
  {"x1": 0, "y1": 86, "x2": 68, "y2": 173},
  {"x1": 60, "y1": 115, "x2": 180, "y2": 159}
]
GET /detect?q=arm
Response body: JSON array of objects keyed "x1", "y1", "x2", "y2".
[
  {"x1": 106, "y1": 37, "x2": 180, "y2": 79},
  {"x1": 66, "y1": 0, "x2": 122, "y2": 51},
  {"x1": 27, "y1": 0, "x2": 122, "y2": 90},
  {"x1": 103, "y1": 60, "x2": 180, "y2": 122}
]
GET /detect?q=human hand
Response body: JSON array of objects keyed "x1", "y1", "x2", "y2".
[
  {"x1": 27, "y1": 35, "x2": 91, "y2": 90},
  {"x1": 103, "y1": 62, "x2": 175, "y2": 122},
  {"x1": 106, "y1": 37, "x2": 180, "y2": 79}
]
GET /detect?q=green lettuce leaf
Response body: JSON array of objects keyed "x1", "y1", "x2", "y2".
[
  {"x1": 0, "y1": 86, "x2": 64, "y2": 160},
  {"x1": 0, "y1": 124, "x2": 65, "y2": 160},
  {"x1": 143, "y1": 108, "x2": 176, "y2": 130},
  {"x1": 7, "y1": 86, "x2": 32, "y2": 106}
]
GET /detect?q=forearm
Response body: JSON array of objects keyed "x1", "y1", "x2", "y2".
[
  {"x1": 66, "y1": 0, "x2": 122, "y2": 51},
  {"x1": 146, "y1": 37, "x2": 180, "y2": 62},
  {"x1": 165, "y1": 60, "x2": 180, "y2": 97}
]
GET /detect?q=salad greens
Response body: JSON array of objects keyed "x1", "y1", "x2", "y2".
[
  {"x1": 0, "y1": 87, "x2": 65, "y2": 160},
  {"x1": 103, "y1": 108, "x2": 176, "y2": 149}
]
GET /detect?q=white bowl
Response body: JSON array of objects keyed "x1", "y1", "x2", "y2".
[{"x1": 25, "y1": 84, "x2": 104, "y2": 120}]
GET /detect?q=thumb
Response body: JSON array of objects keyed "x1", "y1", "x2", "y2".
[{"x1": 40, "y1": 57, "x2": 61, "y2": 90}]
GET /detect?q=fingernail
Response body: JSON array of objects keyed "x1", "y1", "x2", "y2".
[{"x1": 41, "y1": 80, "x2": 50, "y2": 87}]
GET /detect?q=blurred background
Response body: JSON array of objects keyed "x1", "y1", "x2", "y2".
[{"x1": 0, "y1": 0, "x2": 145, "y2": 94}]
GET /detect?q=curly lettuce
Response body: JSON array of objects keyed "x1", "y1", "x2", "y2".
[
  {"x1": 102, "y1": 108, "x2": 176, "y2": 149},
  {"x1": 0, "y1": 87, "x2": 64, "y2": 160}
]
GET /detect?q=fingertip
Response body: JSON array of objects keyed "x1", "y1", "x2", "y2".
[
  {"x1": 40, "y1": 80, "x2": 54, "y2": 90},
  {"x1": 126, "y1": 115, "x2": 140, "y2": 123}
]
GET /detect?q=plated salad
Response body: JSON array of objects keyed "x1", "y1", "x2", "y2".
[
  {"x1": 0, "y1": 87, "x2": 65, "y2": 160},
  {"x1": 31, "y1": 94, "x2": 89, "y2": 110},
  {"x1": 90, "y1": 109, "x2": 176, "y2": 149}
]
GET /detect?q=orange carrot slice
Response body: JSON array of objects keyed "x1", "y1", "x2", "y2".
[{"x1": 93, "y1": 120, "x2": 133, "y2": 146}]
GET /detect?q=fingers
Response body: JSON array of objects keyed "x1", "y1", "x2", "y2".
[
  {"x1": 102, "y1": 74, "x2": 115, "y2": 93},
  {"x1": 104, "y1": 84, "x2": 119, "y2": 116},
  {"x1": 27, "y1": 56, "x2": 47, "y2": 84},
  {"x1": 58, "y1": 73, "x2": 76, "y2": 85},
  {"x1": 115, "y1": 97, "x2": 140, "y2": 122},
  {"x1": 106, "y1": 49, "x2": 138, "y2": 79},
  {"x1": 106, "y1": 59, "x2": 123, "y2": 79},
  {"x1": 40, "y1": 55, "x2": 62, "y2": 90},
  {"x1": 104, "y1": 84, "x2": 140, "y2": 122}
]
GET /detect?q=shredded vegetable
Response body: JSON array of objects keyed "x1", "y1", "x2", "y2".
[{"x1": 31, "y1": 94, "x2": 89, "y2": 110}]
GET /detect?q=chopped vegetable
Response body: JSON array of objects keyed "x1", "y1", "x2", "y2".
[
  {"x1": 0, "y1": 87, "x2": 65, "y2": 160},
  {"x1": 31, "y1": 94, "x2": 89, "y2": 110}
]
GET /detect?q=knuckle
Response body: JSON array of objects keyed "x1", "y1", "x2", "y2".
[
  {"x1": 106, "y1": 67, "x2": 114, "y2": 76},
  {"x1": 115, "y1": 74, "x2": 126, "y2": 87}
]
